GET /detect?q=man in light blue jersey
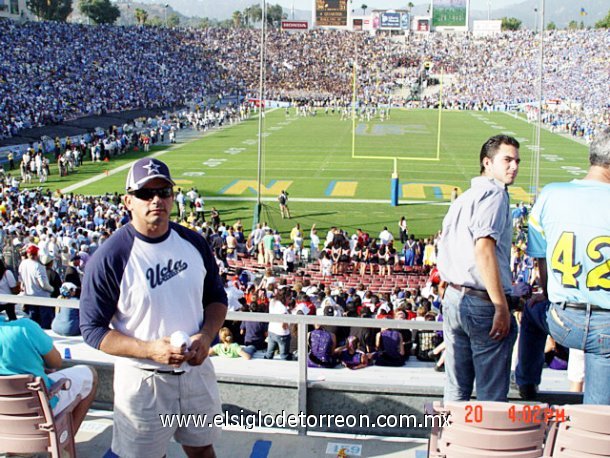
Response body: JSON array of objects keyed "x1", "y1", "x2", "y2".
[{"x1": 516, "y1": 129, "x2": 610, "y2": 405}]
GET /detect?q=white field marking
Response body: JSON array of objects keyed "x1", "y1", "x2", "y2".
[
  {"x1": 504, "y1": 131, "x2": 517, "y2": 135},
  {"x1": 182, "y1": 172, "x2": 206, "y2": 176},
  {"x1": 268, "y1": 126, "x2": 283, "y2": 131},
  {"x1": 516, "y1": 137, "x2": 529, "y2": 143},
  {"x1": 561, "y1": 166, "x2": 587, "y2": 176},
  {"x1": 224, "y1": 148, "x2": 245, "y2": 155},
  {"x1": 257, "y1": 132, "x2": 271, "y2": 138},
  {"x1": 242, "y1": 139, "x2": 257, "y2": 145},
  {"x1": 490, "y1": 126, "x2": 505, "y2": 129},
  {"x1": 541, "y1": 154, "x2": 564, "y2": 162},
  {"x1": 203, "y1": 159, "x2": 226, "y2": 168},
  {"x1": 526, "y1": 145, "x2": 545, "y2": 151}
]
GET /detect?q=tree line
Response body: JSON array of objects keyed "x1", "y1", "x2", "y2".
[{"x1": 501, "y1": 11, "x2": 610, "y2": 31}]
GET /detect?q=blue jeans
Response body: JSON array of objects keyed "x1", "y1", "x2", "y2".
[
  {"x1": 264, "y1": 333, "x2": 291, "y2": 360},
  {"x1": 516, "y1": 300, "x2": 610, "y2": 405},
  {"x1": 442, "y1": 286, "x2": 518, "y2": 402}
]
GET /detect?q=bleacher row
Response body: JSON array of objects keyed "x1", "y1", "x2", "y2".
[{"x1": 228, "y1": 256, "x2": 431, "y2": 293}]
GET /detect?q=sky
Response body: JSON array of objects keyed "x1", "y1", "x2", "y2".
[{"x1": 274, "y1": 0, "x2": 520, "y2": 11}]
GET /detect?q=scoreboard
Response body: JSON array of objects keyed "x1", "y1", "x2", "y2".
[{"x1": 315, "y1": 0, "x2": 348, "y2": 27}]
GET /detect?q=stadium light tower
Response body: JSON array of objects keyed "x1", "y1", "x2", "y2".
[
  {"x1": 255, "y1": 0, "x2": 267, "y2": 222},
  {"x1": 533, "y1": 0, "x2": 545, "y2": 201}
]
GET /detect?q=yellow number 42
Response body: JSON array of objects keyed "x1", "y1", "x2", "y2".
[{"x1": 551, "y1": 232, "x2": 610, "y2": 291}]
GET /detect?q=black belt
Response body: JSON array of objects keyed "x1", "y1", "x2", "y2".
[
  {"x1": 449, "y1": 283, "x2": 514, "y2": 309},
  {"x1": 559, "y1": 302, "x2": 610, "y2": 313},
  {"x1": 141, "y1": 368, "x2": 185, "y2": 376}
]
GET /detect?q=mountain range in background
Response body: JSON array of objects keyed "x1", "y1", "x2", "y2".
[{"x1": 108, "y1": 0, "x2": 607, "y2": 28}]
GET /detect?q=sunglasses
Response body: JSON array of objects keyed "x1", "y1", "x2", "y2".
[{"x1": 128, "y1": 187, "x2": 174, "y2": 200}]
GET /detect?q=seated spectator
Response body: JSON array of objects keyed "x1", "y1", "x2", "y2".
[
  {"x1": 0, "y1": 259, "x2": 19, "y2": 321},
  {"x1": 337, "y1": 336, "x2": 370, "y2": 370},
  {"x1": 209, "y1": 327, "x2": 251, "y2": 360},
  {"x1": 307, "y1": 323, "x2": 337, "y2": 368},
  {"x1": 349, "y1": 307, "x2": 375, "y2": 353},
  {"x1": 51, "y1": 282, "x2": 80, "y2": 336},
  {"x1": 240, "y1": 302, "x2": 269, "y2": 355},
  {"x1": 0, "y1": 316, "x2": 98, "y2": 433},
  {"x1": 375, "y1": 323, "x2": 406, "y2": 367}
]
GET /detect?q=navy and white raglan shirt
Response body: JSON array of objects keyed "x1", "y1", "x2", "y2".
[{"x1": 80, "y1": 222, "x2": 228, "y2": 369}]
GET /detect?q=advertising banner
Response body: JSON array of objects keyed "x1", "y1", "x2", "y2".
[
  {"x1": 380, "y1": 12, "x2": 401, "y2": 29},
  {"x1": 281, "y1": 21, "x2": 308, "y2": 30}
]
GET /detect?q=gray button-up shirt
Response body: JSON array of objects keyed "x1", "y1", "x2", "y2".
[{"x1": 437, "y1": 176, "x2": 513, "y2": 294}]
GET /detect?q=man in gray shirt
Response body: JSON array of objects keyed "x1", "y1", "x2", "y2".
[{"x1": 437, "y1": 135, "x2": 520, "y2": 402}]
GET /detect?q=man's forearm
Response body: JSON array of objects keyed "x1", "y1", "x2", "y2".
[
  {"x1": 475, "y1": 237, "x2": 509, "y2": 309},
  {"x1": 99, "y1": 329, "x2": 152, "y2": 359},
  {"x1": 538, "y1": 258, "x2": 548, "y2": 298},
  {"x1": 198, "y1": 301, "x2": 228, "y2": 341}
]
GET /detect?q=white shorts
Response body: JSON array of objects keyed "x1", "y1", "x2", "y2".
[
  {"x1": 567, "y1": 348, "x2": 585, "y2": 383},
  {"x1": 112, "y1": 359, "x2": 222, "y2": 458},
  {"x1": 48, "y1": 365, "x2": 95, "y2": 415}
]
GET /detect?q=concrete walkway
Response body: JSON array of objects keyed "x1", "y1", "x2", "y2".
[{"x1": 74, "y1": 409, "x2": 429, "y2": 458}]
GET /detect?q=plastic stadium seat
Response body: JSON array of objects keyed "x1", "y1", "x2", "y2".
[
  {"x1": 427, "y1": 401, "x2": 547, "y2": 458},
  {"x1": 544, "y1": 405, "x2": 610, "y2": 457},
  {"x1": 0, "y1": 374, "x2": 81, "y2": 457}
]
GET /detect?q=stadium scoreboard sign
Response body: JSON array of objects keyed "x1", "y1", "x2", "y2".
[
  {"x1": 432, "y1": 0, "x2": 468, "y2": 28},
  {"x1": 315, "y1": 0, "x2": 349, "y2": 27}
]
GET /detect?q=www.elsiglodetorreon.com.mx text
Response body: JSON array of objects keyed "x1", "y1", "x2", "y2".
[{"x1": 159, "y1": 410, "x2": 451, "y2": 430}]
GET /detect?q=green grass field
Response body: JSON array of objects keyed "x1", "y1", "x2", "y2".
[{"x1": 33, "y1": 108, "x2": 589, "y2": 240}]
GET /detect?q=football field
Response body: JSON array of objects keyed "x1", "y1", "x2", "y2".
[{"x1": 57, "y1": 108, "x2": 589, "y2": 238}]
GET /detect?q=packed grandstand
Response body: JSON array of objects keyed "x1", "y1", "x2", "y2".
[{"x1": 0, "y1": 19, "x2": 608, "y2": 143}]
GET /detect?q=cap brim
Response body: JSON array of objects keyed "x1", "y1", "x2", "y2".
[{"x1": 127, "y1": 175, "x2": 175, "y2": 192}]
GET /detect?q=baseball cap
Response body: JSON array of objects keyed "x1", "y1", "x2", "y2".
[
  {"x1": 26, "y1": 244, "x2": 39, "y2": 256},
  {"x1": 125, "y1": 158, "x2": 175, "y2": 192}
]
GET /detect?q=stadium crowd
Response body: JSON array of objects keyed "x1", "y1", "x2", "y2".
[
  {"x1": 1, "y1": 19, "x2": 607, "y2": 142},
  {"x1": 0, "y1": 167, "x2": 540, "y2": 374}
]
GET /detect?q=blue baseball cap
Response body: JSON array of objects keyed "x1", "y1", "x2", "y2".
[{"x1": 126, "y1": 158, "x2": 175, "y2": 192}]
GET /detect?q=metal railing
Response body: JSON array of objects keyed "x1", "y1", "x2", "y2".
[{"x1": 2, "y1": 294, "x2": 442, "y2": 435}]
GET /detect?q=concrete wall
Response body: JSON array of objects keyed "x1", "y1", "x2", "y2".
[{"x1": 73, "y1": 360, "x2": 583, "y2": 438}]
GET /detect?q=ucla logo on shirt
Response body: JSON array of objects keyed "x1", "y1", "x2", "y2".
[{"x1": 146, "y1": 259, "x2": 188, "y2": 288}]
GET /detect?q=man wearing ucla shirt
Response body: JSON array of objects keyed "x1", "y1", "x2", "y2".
[
  {"x1": 516, "y1": 129, "x2": 610, "y2": 405},
  {"x1": 80, "y1": 157, "x2": 228, "y2": 457}
]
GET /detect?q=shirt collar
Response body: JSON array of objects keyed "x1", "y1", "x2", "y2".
[{"x1": 471, "y1": 176, "x2": 508, "y2": 191}]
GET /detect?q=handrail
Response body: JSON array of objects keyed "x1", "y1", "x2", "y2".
[
  {"x1": 2, "y1": 293, "x2": 443, "y2": 435},
  {"x1": 0, "y1": 293, "x2": 442, "y2": 331}
]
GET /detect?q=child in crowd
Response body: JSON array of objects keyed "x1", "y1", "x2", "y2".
[
  {"x1": 209, "y1": 327, "x2": 252, "y2": 359},
  {"x1": 337, "y1": 336, "x2": 370, "y2": 370}
]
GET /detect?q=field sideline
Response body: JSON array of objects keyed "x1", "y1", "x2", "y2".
[{"x1": 37, "y1": 109, "x2": 589, "y2": 239}]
